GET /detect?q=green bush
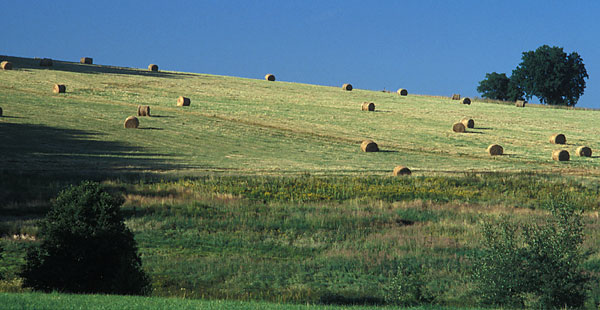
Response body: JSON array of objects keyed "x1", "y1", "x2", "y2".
[
  {"x1": 473, "y1": 197, "x2": 591, "y2": 309},
  {"x1": 385, "y1": 258, "x2": 435, "y2": 306},
  {"x1": 20, "y1": 181, "x2": 150, "y2": 295}
]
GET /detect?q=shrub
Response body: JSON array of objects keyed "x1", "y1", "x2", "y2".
[
  {"x1": 473, "y1": 197, "x2": 591, "y2": 309},
  {"x1": 20, "y1": 181, "x2": 150, "y2": 295},
  {"x1": 385, "y1": 258, "x2": 435, "y2": 306}
]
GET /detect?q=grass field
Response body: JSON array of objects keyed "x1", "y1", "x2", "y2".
[{"x1": 2, "y1": 55, "x2": 600, "y2": 309}]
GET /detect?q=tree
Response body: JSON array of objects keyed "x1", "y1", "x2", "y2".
[
  {"x1": 473, "y1": 198, "x2": 591, "y2": 308},
  {"x1": 477, "y1": 72, "x2": 524, "y2": 101},
  {"x1": 20, "y1": 181, "x2": 150, "y2": 295},
  {"x1": 511, "y1": 45, "x2": 588, "y2": 106}
]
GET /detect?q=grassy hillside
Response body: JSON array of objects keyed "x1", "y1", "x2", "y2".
[
  {"x1": 2, "y1": 55, "x2": 600, "y2": 177},
  {"x1": 2, "y1": 56, "x2": 600, "y2": 309}
]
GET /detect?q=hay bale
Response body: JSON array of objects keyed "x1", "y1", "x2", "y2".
[
  {"x1": 361, "y1": 102, "x2": 375, "y2": 111},
  {"x1": 177, "y1": 96, "x2": 191, "y2": 107},
  {"x1": 265, "y1": 74, "x2": 275, "y2": 81},
  {"x1": 576, "y1": 146, "x2": 592, "y2": 157},
  {"x1": 460, "y1": 97, "x2": 471, "y2": 105},
  {"x1": 80, "y1": 57, "x2": 93, "y2": 64},
  {"x1": 487, "y1": 144, "x2": 503, "y2": 156},
  {"x1": 393, "y1": 166, "x2": 411, "y2": 176},
  {"x1": 549, "y1": 133, "x2": 566, "y2": 144},
  {"x1": 39, "y1": 58, "x2": 53, "y2": 66},
  {"x1": 124, "y1": 116, "x2": 139, "y2": 129},
  {"x1": 461, "y1": 117, "x2": 474, "y2": 128},
  {"x1": 1, "y1": 61, "x2": 12, "y2": 70},
  {"x1": 515, "y1": 100, "x2": 526, "y2": 107},
  {"x1": 452, "y1": 122, "x2": 466, "y2": 133},
  {"x1": 342, "y1": 83, "x2": 353, "y2": 91},
  {"x1": 397, "y1": 88, "x2": 408, "y2": 96},
  {"x1": 552, "y1": 149, "x2": 569, "y2": 161},
  {"x1": 53, "y1": 84, "x2": 66, "y2": 94},
  {"x1": 361, "y1": 140, "x2": 379, "y2": 152},
  {"x1": 137, "y1": 105, "x2": 151, "y2": 117},
  {"x1": 148, "y1": 64, "x2": 158, "y2": 71},
  {"x1": 451, "y1": 94, "x2": 460, "y2": 100}
]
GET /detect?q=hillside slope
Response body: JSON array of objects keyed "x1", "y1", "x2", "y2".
[{"x1": 1, "y1": 55, "x2": 599, "y2": 176}]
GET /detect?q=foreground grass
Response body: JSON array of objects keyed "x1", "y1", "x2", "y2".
[{"x1": 0, "y1": 293, "x2": 483, "y2": 310}]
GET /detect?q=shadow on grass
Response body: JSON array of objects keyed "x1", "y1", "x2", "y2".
[{"x1": 1, "y1": 55, "x2": 195, "y2": 79}]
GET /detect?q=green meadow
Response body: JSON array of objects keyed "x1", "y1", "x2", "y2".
[{"x1": 2, "y1": 56, "x2": 600, "y2": 309}]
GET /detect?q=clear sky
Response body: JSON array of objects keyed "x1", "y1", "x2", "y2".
[{"x1": 3, "y1": 1, "x2": 600, "y2": 108}]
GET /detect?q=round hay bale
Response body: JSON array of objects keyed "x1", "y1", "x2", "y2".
[
  {"x1": 80, "y1": 57, "x2": 93, "y2": 64},
  {"x1": 177, "y1": 96, "x2": 191, "y2": 107},
  {"x1": 137, "y1": 105, "x2": 151, "y2": 117},
  {"x1": 576, "y1": 146, "x2": 592, "y2": 157},
  {"x1": 361, "y1": 140, "x2": 379, "y2": 152},
  {"x1": 397, "y1": 88, "x2": 408, "y2": 96},
  {"x1": 53, "y1": 84, "x2": 66, "y2": 94},
  {"x1": 461, "y1": 117, "x2": 474, "y2": 128},
  {"x1": 39, "y1": 58, "x2": 53, "y2": 66},
  {"x1": 515, "y1": 100, "x2": 526, "y2": 107},
  {"x1": 460, "y1": 97, "x2": 471, "y2": 105},
  {"x1": 451, "y1": 94, "x2": 460, "y2": 100},
  {"x1": 148, "y1": 64, "x2": 158, "y2": 71},
  {"x1": 549, "y1": 133, "x2": 566, "y2": 144},
  {"x1": 552, "y1": 149, "x2": 569, "y2": 161},
  {"x1": 361, "y1": 102, "x2": 375, "y2": 111},
  {"x1": 393, "y1": 166, "x2": 411, "y2": 176},
  {"x1": 265, "y1": 74, "x2": 275, "y2": 81},
  {"x1": 487, "y1": 144, "x2": 503, "y2": 156},
  {"x1": 342, "y1": 83, "x2": 353, "y2": 91},
  {"x1": 124, "y1": 116, "x2": 139, "y2": 129},
  {"x1": 452, "y1": 122, "x2": 466, "y2": 133},
  {"x1": 1, "y1": 61, "x2": 13, "y2": 70}
]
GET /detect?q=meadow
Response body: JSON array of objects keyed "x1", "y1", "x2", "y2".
[{"x1": 2, "y1": 55, "x2": 600, "y2": 309}]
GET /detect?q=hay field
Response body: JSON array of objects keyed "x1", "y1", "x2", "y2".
[{"x1": 1, "y1": 55, "x2": 599, "y2": 177}]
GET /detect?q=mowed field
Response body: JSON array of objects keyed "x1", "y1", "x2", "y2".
[
  {"x1": 1, "y1": 55, "x2": 600, "y2": 176},
  {"x1": 3, "y1": 56, "x2": 600, "y2": 309}
]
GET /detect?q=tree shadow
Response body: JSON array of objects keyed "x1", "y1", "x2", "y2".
[
  {"x1": 0, "y1": 122, "x2": 180, "y2": 175},
  {"x1": 1, "y1": 55, "x2": 195, "y2": 79}
]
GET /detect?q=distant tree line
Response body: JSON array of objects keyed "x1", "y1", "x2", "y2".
[{"x1": 477, "y1": 45, "x2": 588, "y2": 106}]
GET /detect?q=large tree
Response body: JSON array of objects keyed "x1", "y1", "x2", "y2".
[{"x1": 511, "y1": 45, "x2": 588, "y2": 106}]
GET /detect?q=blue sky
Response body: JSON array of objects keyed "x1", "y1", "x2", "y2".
[{"x1": 3, "y1": 1, "x2": 600, "y2": 107}]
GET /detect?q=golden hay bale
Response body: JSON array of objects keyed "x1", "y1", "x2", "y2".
[
  {"x1": 342, "y1": 83, "x2": 353, "y2": 91},
  {"x1": 80, "y1": 57, "x2": 93, "y2": 64},
  {"x1": 552, "y1": 149, "x2": 569, "y2": 161},
  {"x1": 148, "y1": 64, "x2": 158, "y2": 71},
  {"x1": 137, "y1": 105, "x2": 151, "y2": 117},
  {"x1": 1, "y1": 61, "x2": 12, "y2": 70},
  {"x1": 361, "y1": 102, "x2": 375, "y2": 111},
  {"x1": 549, "y1": 133, "x2": 566, "y2": 144},
  {"x1": 39, "y1": 58, "x2": 53, "y2": 66},
  {"x1": 452, "y1": 122, "x2": 466, "y2": 133},
  {"x1": 397, "y1": 88, "x2": 408, "y2": 96},
  {"x1": 361, "y1": 140, "x2": 379, "y2": 152},
  {"x1": 53, "y1": 84, "x2": 66, "y2": 94},
  {"x1": 393, "y1": 166, "x2": 411, "y2": 176},
  {"x1": 576, "y1": 146, "x2": 592, "y2": 157},
  {"x1": 460, "y1": 97, "x2": 471, "y2": 105},
  {"x1": 515, "y1": 100, "x2": 526, "y2": 107},
  {"x1": 124, "y1": 116, "x2": 139, "y2": 129},
  {"x1": 487, "y1": 144, "x2": 503, "y2": 156},
  {"x1": 461, "y1": 117, "x2": 474, "y2": 128},
  {"x1": 451, "y1": 94, "x2": 460, "y2": 100},
  {"x1": 177, "y1": 96, "x2": 191, "y2": 107},
  {"x1": 265, "y1": 74, "x2": 275, "y2": 81}
]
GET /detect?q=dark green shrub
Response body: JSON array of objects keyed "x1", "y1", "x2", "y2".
[
  {"x1": 473, "y1": 198, "x2": 591, "y2": 309},
  {"x1": 385, "y1": 258, "x2": 435, "y2": 306},
  {"x1": 20, "y1": 181, "x2": 150, "y2": 295}
]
